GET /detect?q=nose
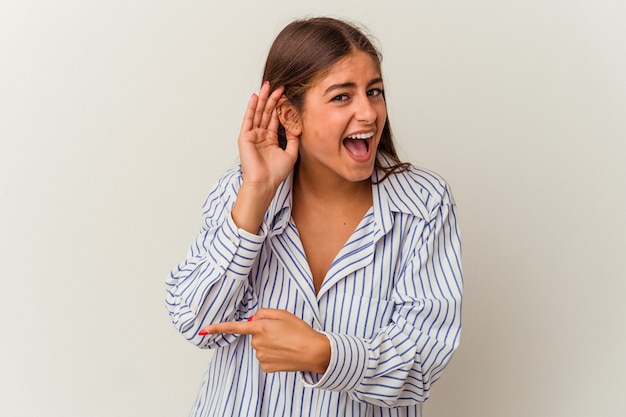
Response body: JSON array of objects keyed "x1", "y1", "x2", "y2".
[{"x1": 355, "y1": 95, "x2": 377, "y2": 124}]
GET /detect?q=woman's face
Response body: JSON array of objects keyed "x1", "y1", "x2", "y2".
[{"x1": 296, "y1": 50, "x2": 387, "y2": 183}]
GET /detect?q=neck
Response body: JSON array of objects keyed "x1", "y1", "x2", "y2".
[{"x1": 292, "y1": 164, "x2": 372, "y2": 207}]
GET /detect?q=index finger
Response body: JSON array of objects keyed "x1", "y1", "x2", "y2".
[{"x1": 199, "y1": 321, "x2": 256, "y2": 336}]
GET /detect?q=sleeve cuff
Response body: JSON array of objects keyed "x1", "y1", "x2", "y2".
[
  {"x1": 220, "y1": 212, "x2": 266, "y2": 279},
  {"x1": 300, "y1": 332, "x2": 369, "y2": 392}
]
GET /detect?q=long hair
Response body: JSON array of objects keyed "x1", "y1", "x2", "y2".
[{"x1": 262, "y1": 17, "x2": 409, "y2": 180}]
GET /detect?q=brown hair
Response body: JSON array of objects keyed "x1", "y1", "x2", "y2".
[{"x1": 262, "y1": 17, "x2": 409, "y2": 179}]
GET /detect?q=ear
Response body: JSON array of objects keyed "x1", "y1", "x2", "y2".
[{"x1": 277, "y1": 97, "x2": 302, "y2": 137}]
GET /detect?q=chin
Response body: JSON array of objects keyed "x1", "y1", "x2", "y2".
[{"x1": 344, "y1": 165, "x2": 375, "y2": 183}]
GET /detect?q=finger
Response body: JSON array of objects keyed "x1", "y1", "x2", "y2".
[
  {"x1": 252, "y1": 81, "x2": 270, "y2": 128},
  {"x1": 267, "y1": 107, "x2": 280, "y2": 134},
  {"x1": 200, "y1": 321, "x2": 255, "y2": 336},
  {"x1": 239, "y1": 93, "x2": 258, "y2": 135},
  {"x1": 260, "y1": 86, "x2": 285, "y2": 130},
  {"x1": 283, "y1": 130, "x2": 300, "y2": 160}
]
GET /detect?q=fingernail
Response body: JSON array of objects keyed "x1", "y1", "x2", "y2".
[
  {"x1": 198, "y1": 329, "x2": 209, "y2": 336},
  {"x1": 247, "y1": 316, "x2": 254, "y2": 322}
]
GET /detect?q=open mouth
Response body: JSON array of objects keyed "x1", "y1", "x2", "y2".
[{"x1": 343, "y1": 131, "x2": 374, "y2": 157}]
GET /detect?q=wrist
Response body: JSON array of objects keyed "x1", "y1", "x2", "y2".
[
  {"x1": 232, "y1": 183, "x2": 276, "y2": 234},
  {"x1": 311, "y1": 332, "x2": 331, "y2": 375}
]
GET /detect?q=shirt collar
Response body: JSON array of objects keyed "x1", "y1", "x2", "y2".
[{"x1": 264, "y1": 153, "x2": 431, "y2": 238}]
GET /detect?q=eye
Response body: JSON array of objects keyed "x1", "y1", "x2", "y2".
[
  {"x1": 367, "y1": 88, "x2": 383, "y2": 97},
  {"x1": 332, "y1": 94, "x2": 350, "y2": 102}
]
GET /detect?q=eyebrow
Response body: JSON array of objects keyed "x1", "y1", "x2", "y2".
[{"x1": 324, "y1": 77, "x2": 383, "y2": 95}]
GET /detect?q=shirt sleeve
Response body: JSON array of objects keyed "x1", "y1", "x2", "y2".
[
  {"x1": 165, "y1": 167, "x2": 266, "y2": 348},
  {"x1": 301, "y1": 185, "x2": 463, "y2": 407}
]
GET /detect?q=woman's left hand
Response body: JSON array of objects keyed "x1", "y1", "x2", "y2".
[{"x1": 199, "y1": 308, "x2": 331, "y2": 374}]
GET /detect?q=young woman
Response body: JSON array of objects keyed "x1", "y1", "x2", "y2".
[{"x1": 166, "y1": 17, "x2": 463, "y2": 417}]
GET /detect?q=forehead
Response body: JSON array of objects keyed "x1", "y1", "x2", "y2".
[{"x1": 313, "y1": 51, "x2": 382, "y2": 88}]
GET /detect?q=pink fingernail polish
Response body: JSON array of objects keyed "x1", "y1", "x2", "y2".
[
  {"x1": 198, "y1": 329, "x2": 209, "y2": 336},
  {"x1": 247, "y1": 316, "x2": 254, "y2": 322}
]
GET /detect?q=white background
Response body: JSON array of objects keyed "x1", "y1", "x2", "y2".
[{"x1": 1, "y1": 1, "x2": 625, "y2": 416}]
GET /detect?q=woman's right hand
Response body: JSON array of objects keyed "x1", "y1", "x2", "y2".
[
  {"x1": 231, "y1": 82, "x2": 299, "y2": 234},
  {"x1": 238, "y1": 81, "x2": 299, "y2": 193}
]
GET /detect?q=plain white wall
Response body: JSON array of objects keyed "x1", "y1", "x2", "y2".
[{"x1": 1, "y1": 1, "x2": 625, "y2": 416}]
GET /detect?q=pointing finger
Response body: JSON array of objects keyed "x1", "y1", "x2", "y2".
[{"x1": 198, "y1": 320, "x2": 256, "y2": 336}]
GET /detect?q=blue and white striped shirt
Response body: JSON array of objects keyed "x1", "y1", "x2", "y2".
[{"x1": 166, "y1": 154, "x2": 463, "y2": 417}]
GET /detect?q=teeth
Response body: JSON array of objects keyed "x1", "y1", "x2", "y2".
[{"x1": 347, "y1": 132, "x2": 374, "y2": 140}]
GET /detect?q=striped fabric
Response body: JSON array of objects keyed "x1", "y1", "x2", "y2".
[{"x1": 166, "y1": 154, "x2": 463, "y2": 417}]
